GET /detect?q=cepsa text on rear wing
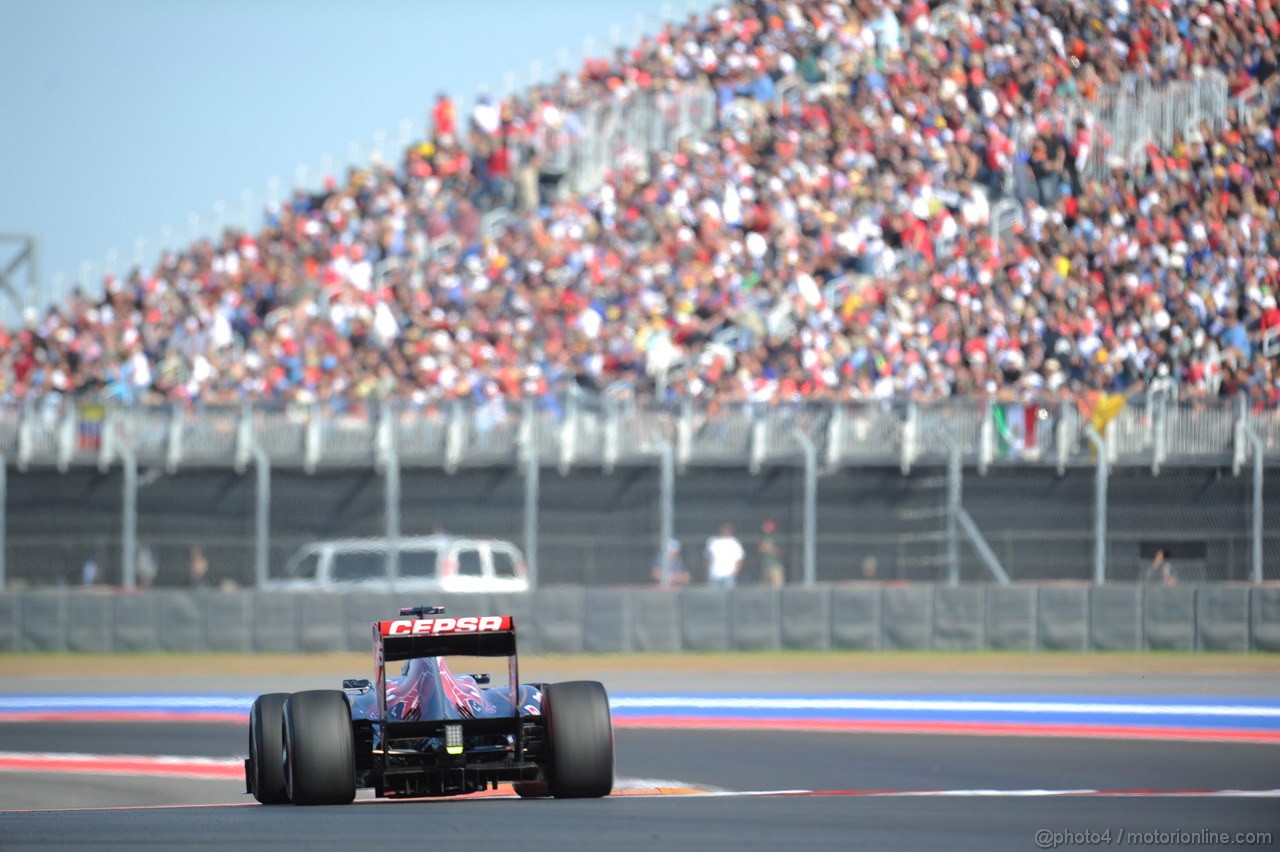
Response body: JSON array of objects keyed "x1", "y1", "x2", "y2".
[{"x1": 375, "y1": 615, "x2": 516, "y2": 661}]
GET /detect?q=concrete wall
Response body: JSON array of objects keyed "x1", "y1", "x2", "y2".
[{"x1": 1, "y1": 584, "x2": 1277, "y2": 654}]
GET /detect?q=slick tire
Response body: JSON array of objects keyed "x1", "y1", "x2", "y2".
[
  {"x1": 513, "y1": 781, "x2": 550, "y2": 798},
  {"x1": 283, "y1": 690, "x2": 356, "y2": 805},
  {"x1": 543, "y1": 680, "x2": 614, "y2": 799},
  {"x1": 249, "y1": 693, "x2": 290, "y2": 804}
]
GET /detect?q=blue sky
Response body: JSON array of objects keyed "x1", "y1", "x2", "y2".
[{"x1": 0, "y1": 0, "x2": 715, "y2": 321}]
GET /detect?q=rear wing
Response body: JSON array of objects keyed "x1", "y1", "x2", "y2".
[
  {"x1": 372, "y1": 607, "x2": 521, "y2": 735},
  {"x1": 375, "y1": 614, "x2": 517, "y2": 662}
]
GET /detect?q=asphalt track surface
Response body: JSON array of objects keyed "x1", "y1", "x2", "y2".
[
  {"x1": 1, "y1": 668, "x2": 1278, "y2": 851},
  {"x1": 0, "y1": 724, "x2": 1277, "y2": 850}
]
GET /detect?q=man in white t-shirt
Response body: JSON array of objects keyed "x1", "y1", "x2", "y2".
[{"x1": 704, "y1": 523, "x2": 745, "y2": 589}]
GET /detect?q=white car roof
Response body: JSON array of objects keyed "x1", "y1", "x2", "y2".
[{"x1": 296, "y1": 536, "x2": 517, "y2": 554}]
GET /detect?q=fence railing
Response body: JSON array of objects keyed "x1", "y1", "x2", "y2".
[
  {"x1": 989, "y1": 197, "x2": 1024, "y2": 241},
  {"x1": 528, "y1": 82, "x2": 716, "y2": 197},
  {"x1": 1089, "y1": 71, "x2": 1228, "y2": 179},
  {"x1": 3, "y1": 392, "x2": 1276, "y2": 474},
  {"x1": 3, "y1": 391, "x2": 1274, "y2": 591},
  {"x1": 1012, "y1": 71, "x2": 1229, "y2": 189}
]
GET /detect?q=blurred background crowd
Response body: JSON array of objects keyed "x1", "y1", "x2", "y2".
[{"x1": 4, "y1": 0, "x2": 1279, "y2": 415}]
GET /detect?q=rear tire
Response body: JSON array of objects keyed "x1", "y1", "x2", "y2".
[
  {"x1": 543, "y1": 681, "x2": 614, "y2": 798},
  {"x1": 248, "y1": 693, "x2": 290, "y2": 804},
  {"x1": 283, "y1": 690, "x2": 356, "y2": 805},
  {"x1": 513, "y1": 781, "x2": 550, "y2": 798}
]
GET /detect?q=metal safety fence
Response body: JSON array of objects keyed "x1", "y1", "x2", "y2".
[
  {"x1": 3, "y1": 391, "x2": 1279, "y2": 474},
  {"x1": 0, "y1": 392, "x2": 1276, "y2": 592}
]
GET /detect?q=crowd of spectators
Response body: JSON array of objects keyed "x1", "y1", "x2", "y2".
[{"x1": 3, "y1": 0, "x2": 1280, "y2": 416}]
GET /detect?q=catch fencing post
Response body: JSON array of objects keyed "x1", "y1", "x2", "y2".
[
  {"x1": 977, "y1": 399, "x2": 994, "y2": 476},
  {"x1": 1056, "y1": 400, "x2": 1071, "y2": 476},
  {"x1": 793, "y1": 429, "x2": 817, "y2": 586},
  {"x1": 1084, "y1": 426, "x2": 1108, "y2": 585},
  {"x1": 0, "y1": 453, "x2": 5, "y2": 588},
  {"x1": 523, "y1": 411, "x2": 540, "y2": 589},
  {"x1": 304, "y1": 403, "x2": 321, "y2": 474},
  {"x1": 382, "y1": 451, "x2": 401, "y2": 590},
  {"x1": 947, "y1": 441, "x2": 961, "y2": 585},
  {"x1": 1151, "y1": 390, "x2": 1167, "y2": 476},
  {"x1": 901, "y1": 402, "x2": 918, "y2": 475},
  {"x1": 166, "y1": 402, "x2": 184, "y2": 473},
  {"x1": 1243, "y1": 425, "x2": 1264, "y2": 584},
  {"x1": 658, "y1": 440, "x2": 675, "y2": 585},
  {"x1": 253, "y1": 445, "x2": 271, "y2": 589},
  {"x1": 378, "y1": 402, "x2": 400, "y2": 589},
  {"x1": 120, "y1": 445, "x2": 137, "y2": 589},
  {"x1": 237, "y1": 404, "x2": 272, "y2": 588}
]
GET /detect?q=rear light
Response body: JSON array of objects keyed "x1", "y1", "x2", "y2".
[
  {"x1": 444, "y1": 724, "x2": 463, "y2": 755},
  {"x1": 442, "y1": 557, "x2": 457, "y2": 577}
]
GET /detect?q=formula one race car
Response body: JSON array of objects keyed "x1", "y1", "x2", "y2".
[{"x1": 245, "y1": 605, "x2": 614, "y2": 804}]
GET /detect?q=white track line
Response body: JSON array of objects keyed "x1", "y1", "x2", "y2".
[
  {"x1": 651, "y1": 788, "x2": 1280, "y2": 798},
  {"x1": 0, "y1": 752, "x2": 242, "y2": 779},
  {"x1": 610, "y1": 696, "x2": 1280, "y2": 718}
]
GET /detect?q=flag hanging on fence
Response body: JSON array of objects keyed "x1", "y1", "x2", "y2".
[
  {"x1": 78, "y1": 404, "x2": 105, "y2": 452},
  {"x1": 1075, "y1": 390, "x2": 1128, "y2": 460},
  {"x1": 1076, "y1": 391, "x2": 1127, "y2": 437},
  {"x1": 993, "y1": 403, "x2": 1039, "y2": 457},
  {"x1": 1090, "y1": 393, "x2": 1126, "y2": 435}
]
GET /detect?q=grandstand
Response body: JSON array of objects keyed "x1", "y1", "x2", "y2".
[
  {"x1": 1, "y1": 0, "x2": 1278, "y2": 590},
  {"x1": 1, "y1": 0, "x2": 1276, "y2": 411}
]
